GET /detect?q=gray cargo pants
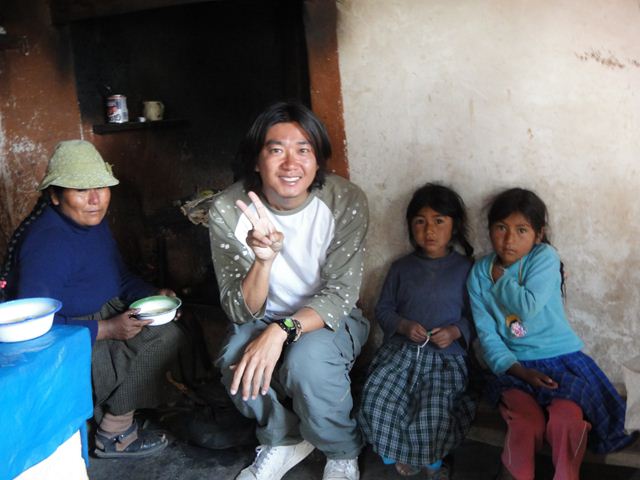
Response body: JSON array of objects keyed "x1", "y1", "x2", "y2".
[{"x1": 216, "y1": 309, "x2": 369, "y2": 459}]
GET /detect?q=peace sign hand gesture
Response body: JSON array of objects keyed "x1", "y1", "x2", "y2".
[{"x1": 236, "y1": 191, "x2": 284, "y2": 262}]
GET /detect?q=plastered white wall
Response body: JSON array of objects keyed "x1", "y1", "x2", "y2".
[{"x1": 337, "y1": 0, "x2": 640, "y2": 382}]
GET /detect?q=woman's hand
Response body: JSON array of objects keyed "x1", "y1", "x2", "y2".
[
  {"x1": 508, "y1": 363, "x2": 558, "y2": 389},
  {"x1": 98, "y1": 309, "x2": 152, "y2": 341},
  {"x1": 229, "y1": 323, "x2": 288, "y2": 401},
  {"x1": 236, "y1": 192, "x2": 284, "y2": 262},
  {"x1": 156, "y1": 288, "x2": 182, "y2": 320},
  {"x1": 430, "y1": 325, "x2": 461, "y2": 349},
  {"x1": 397, "y1": 319, "x2": 429, "y2": 343}
]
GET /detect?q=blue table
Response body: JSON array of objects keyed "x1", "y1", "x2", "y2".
[{"x1": 0, "y1": 325, "x2": 93, "y2": 479}]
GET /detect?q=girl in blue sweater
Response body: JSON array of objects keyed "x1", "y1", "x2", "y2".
[
  {"x1": 467, "y1": 188, "x2": 635, "y2": 480},
  {"x1": 358, "y1": 183, "x2": 476, "y2": 479}
]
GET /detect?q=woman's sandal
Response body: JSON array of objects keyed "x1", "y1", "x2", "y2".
[
  {"x1": 94, "y1": 421, "x2": 168, "y2": 458},
  {"x1": 395, "y1": 462, "x2": 421, "y2": 476}
]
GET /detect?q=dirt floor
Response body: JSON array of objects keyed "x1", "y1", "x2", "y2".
[{"x1": 87, "y1": 435, "x2": 640, "y2": 480}]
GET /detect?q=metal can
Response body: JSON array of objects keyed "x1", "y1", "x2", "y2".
[{"x1": 106, "y1": 95, "x2": 129, "y2": 123}]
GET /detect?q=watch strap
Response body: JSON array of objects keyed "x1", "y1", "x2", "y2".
[
  {"x1": 290, "y1": 317, "x2": 302, "y2": 343},
  {"x1": 276, "y1": 317, "x2": 302, "y2": 345}
]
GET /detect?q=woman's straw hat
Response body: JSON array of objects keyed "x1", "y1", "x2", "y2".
[{"x1": 37, "y1": 140, "x2": 120, "y2": 190}]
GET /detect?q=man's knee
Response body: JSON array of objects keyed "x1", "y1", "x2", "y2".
[
  {"x1": 280, "y1": 343, "x2": 353, "y2": 407},
  {"x1": 280, "y1": 344, "x2": 320, "y2": 393},
  {"x1": 215, "y1": 322, "x2": 263, "y2": 374}
]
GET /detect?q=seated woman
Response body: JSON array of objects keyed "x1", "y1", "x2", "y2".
[{"x1": 0, "y1": 140, "x2": 185, "y2": 458}]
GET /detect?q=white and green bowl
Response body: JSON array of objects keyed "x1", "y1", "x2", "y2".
[
  {"x1": 0, "y1": 297, "x2": 62, "y2": 342},
  {"x1": 130, "y1": 295, "x2": 181, "y2": 326}
]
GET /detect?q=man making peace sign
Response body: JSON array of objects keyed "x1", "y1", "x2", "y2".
[{"x1": 209, "y1": 101, "x2": 369, "y2": 480}]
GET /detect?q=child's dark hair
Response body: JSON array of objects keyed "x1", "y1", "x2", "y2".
[
  {"x1": 487, "y1": 187, "x2": 565, "y2": 295},
  {"x1": 0, "y1": 193, "x2": 53, "y2": 302},
  {"x1": 487, "y1": 188, "x2": 550, "y2": 243},
  {"x1": 406, "y1": 183, "x2": 474, "y2": 258}
]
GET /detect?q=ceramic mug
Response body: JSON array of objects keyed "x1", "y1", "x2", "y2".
[{"x1": 142, "y1": 101, "x2": 164, "y2": 121}]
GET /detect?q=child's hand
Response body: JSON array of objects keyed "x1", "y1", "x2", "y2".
[
  {"x1": 525, "y1": 369, "x2": 558, "y2": 389},
  {"x1": 398, "y1": 319, "x2": 429, "y2": 343},
  {"x1": 491, "y1": 262, "x2": 505, "y2": 283},
  {"x1": 430, "y1": 326, "x2": 461, "y2": 349},
  {"x1": 509, "y1": 363, "x2": 558, "y2": 389}
]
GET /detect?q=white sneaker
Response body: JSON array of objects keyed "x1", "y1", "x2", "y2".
[
  {"x1": 322, "y1": 458, "x2": 359, "y2": 480},
  {"x1": 235, "y1": 440, "x2": 315, "y2": 480}
]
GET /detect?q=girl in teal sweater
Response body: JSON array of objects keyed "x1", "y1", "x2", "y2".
[{"x1": 467, "y1": 188, "x2": 635, "y2": 480}]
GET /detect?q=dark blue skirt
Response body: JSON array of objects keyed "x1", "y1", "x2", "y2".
[{"x1": 485, "y1": 351, "x2": 636, "y2": 453}]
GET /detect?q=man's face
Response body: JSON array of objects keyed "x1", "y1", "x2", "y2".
[{"x1": 255, "y1": 122, "x2": 319, "y2": 211}]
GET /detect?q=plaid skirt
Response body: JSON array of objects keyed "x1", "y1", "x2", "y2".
[
  {"x1": 485, "y1": 351, "x2": 636, "y2": 453},
  {"x1": 357, "y1": 340, "x2": 477, "y2": 466}
]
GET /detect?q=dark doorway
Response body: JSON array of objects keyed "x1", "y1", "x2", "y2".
[{"x1": 67, "y1": 0, "x2": 310, "y2": 303}]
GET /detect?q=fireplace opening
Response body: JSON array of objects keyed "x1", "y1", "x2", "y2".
[{"x1": 67, "y1": 0, "x2": 310, "y2": 305}]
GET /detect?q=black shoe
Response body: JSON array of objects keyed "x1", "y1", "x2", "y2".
[
  {"x1": 159, "y1": 404, "x2": 256, "y2": 450},
  {"x1": 494, "y1": 464, "x2": 516, "y2": 480},
  {"x1": 186, "y1": 407, "x2": 256, "y2": 449},
  {"x1": 94, "y1": 421, "x2": 168, "y2": 458}
]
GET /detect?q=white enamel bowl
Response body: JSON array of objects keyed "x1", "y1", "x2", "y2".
[
  {"x1": 0, "y1": 297, "x2": 62, "y2": 342},
  {"x1": 130, "y1": 295, "x2": 181, "y2": 326}
]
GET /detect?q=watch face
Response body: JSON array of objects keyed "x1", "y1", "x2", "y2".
[{"x1": 283, "y1": 318, "x2": 295, "y2": 329}]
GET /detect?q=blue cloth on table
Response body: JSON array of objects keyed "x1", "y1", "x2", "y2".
[{"x1": 0, "y1": 325, "x2": 93, "y2": 479}]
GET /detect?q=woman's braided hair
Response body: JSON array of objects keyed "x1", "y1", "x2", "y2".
[{"x1": 0, "y1": 194, "x2": 51, "y2": 302}]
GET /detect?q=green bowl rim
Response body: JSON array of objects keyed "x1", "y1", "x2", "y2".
[{"x1": 129, "y1": 295, "x2": 182, "y2": 312}]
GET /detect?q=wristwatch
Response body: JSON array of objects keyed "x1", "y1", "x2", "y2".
[{"x1": 275, "y1": 317, "x2": 303, "y2": 345}]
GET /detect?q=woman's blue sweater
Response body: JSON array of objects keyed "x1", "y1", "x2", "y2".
[{"x1": 15, "y1": 206, "x2": 155, "y2": 344}]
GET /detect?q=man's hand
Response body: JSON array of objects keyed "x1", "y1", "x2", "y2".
[
  {"x1": 98, "y1": 309, "x2": 152, "y2": 341},
  {"x1": 230, "y1": 323, "x2": 288, "y2": 401},
  {"x1": 236, "y1": 192, "x2": 284, "y2": 262}
]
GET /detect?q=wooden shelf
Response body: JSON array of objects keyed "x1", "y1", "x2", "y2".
[
  {"x1": 51, "y1": 0, "x2": 208, "y2": 23},
  {"x1": 0, "y1": 35, "x2": 29, "y2": 54},
  {"x1": 92, "y1": 118, "x2": 188, "y2": 135}
]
